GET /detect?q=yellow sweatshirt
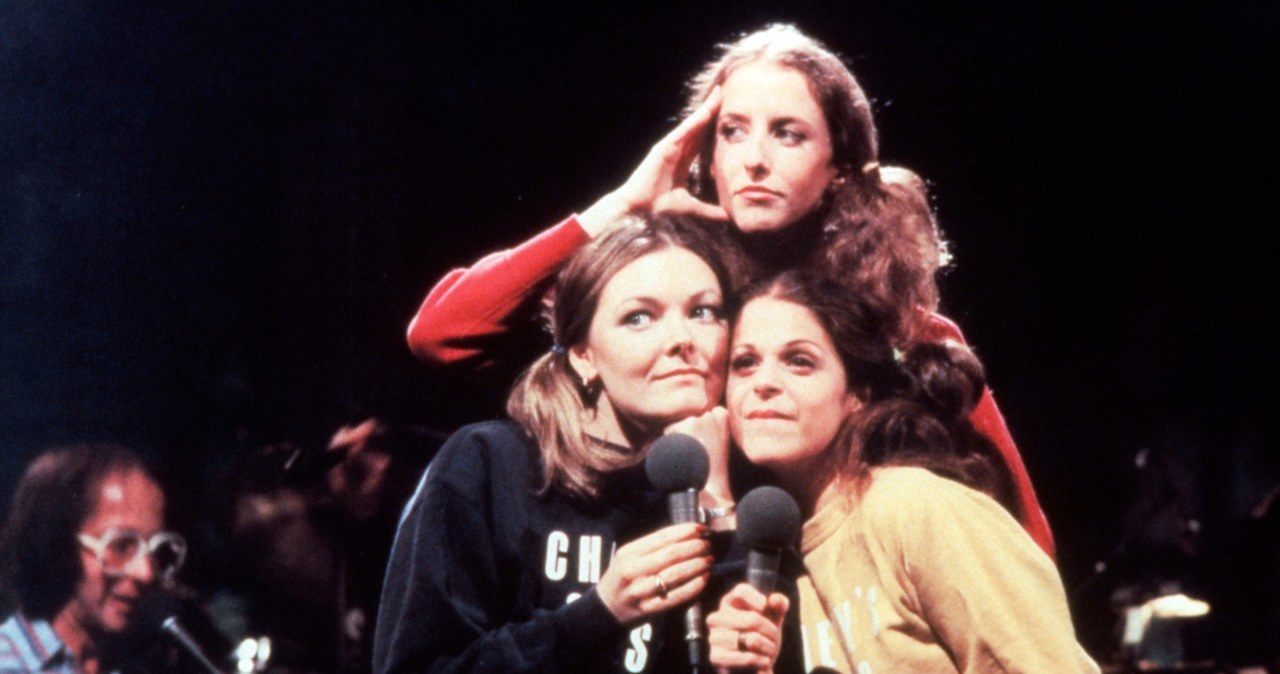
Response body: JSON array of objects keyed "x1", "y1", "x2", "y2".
[{"x1": 795, "y1": 467, "x2": 1099, "y2": 673}]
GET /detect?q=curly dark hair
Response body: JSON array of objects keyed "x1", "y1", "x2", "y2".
[
  {"x1": 0, "y1": 445, "x2": 156, "y2": 618},
  {"x1": 734, "y1": 270, "x2": 1019, "y2": 518}
]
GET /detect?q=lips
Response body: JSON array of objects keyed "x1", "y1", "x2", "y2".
[
  {"x1": 745, "y1": 409, "x2": 792, "y2": 420},
  {"x1": 654, "y1": 368, "x2": 707, "y2": 381},
  {"x1": 736, "y1": 186, "x2": 783, "y2": 199},
  {"x1": 105, "y1": 593, "x2": 138, "y2": 619}
]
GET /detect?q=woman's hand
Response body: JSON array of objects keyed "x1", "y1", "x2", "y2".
[
  {"x1": 707, "y1": 583, "x2": 789, "y2": 674},
  {"x1": 579, "y1": 88, "x2": 728, "y2": 236},
  {"x1": 595, "y1": 522, "x2": 712, "y2": 625},
  {"x1": 665, "y1": 406, "x2": 731, "y2": 508}
]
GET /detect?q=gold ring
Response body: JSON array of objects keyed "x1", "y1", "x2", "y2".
[
  {"x1": 737, "y1": 631, "x2": 748, "y2": 652},
  {"x1": 653, "y1": 574, "x2": 668, "y2": 599}
]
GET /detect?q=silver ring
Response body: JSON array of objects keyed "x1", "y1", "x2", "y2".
[{"x1": 653, "y1": 574, "x2": 668, "y2": 599}]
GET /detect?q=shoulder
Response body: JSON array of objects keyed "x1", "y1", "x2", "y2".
[
  {"x1": 861, "y1": 467, "x2": 1047, "y2": 566},
  {"x1": 432, "y1": 420, "x2": 535, "y2": 469},
  {"x1": 0, "y1": 613, "x2": 55, "y2": 673},
  {"x1": 860, "y1": 466, "x2": 1016, "y2": 538},
  {"x1": 426, "y1": 420, "x2": 540, "y2": 496},
  {"x1": 0, "y1": 615, "x2": 20, "y2": 664}
]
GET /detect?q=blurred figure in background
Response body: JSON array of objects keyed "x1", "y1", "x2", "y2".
[
  {"x1": 221, "y1": 418, "x2": 440, "y2": 673},
  {"x1": 0, "y1": 445, "x2": 188, "y2": 674}
]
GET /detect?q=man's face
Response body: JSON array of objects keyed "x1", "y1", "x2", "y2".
[{"x1": 70, "y1": 468, "x2": 166, "y2": 635}]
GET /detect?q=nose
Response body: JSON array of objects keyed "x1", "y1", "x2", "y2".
[
  {"x1": 121, "y1": 550, "x2": 157, "y2": 585},
  {"x1": 743, "y1": 132, "x2": 771, "y2": 179},
  {"x1": 751, "y1": 362, "x2": 782, "y2": 398},
  {"x1": 666, "y1": 316, "x2": 697, "y2": 359}
]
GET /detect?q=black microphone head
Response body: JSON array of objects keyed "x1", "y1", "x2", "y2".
[
  {"x1": 645, "y1": 434, "x2": 709, "y2": 492},
  {"x1": 736, "y1": 486, "x2": 801, "y2": 550}
]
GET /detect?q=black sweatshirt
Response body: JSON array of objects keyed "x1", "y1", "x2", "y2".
[{"x1": 372, "y1": 420, "x2": 688, "y2": 674}]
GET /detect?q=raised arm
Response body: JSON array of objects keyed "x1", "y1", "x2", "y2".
[
  {"x1": 406, "y1": 89, "x2": 727, "y2": 370},
  {"x1": 406, "y1": 216, "x2": 590, "y2": 368}
]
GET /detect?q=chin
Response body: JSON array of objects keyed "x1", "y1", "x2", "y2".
[
  {"x1": 740, "y1": 430, "x2": 813, "y2": 465},
  {"x1": 650, "y1": 397, "x2": 711, "y2": 423},
  {"x1": 102, "y1": 614, "x2": 133, "y2": 634},
  {"x1": 731, "y1": 212, "x2": 789, "y2": 234}
]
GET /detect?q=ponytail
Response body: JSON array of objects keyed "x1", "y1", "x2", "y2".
[
  {"x1": 855, "y1": 341, "x2": 1022, "y2": 520},
  {"x1": 507, "y1": 352, "x2": 638, "y2": 502}
]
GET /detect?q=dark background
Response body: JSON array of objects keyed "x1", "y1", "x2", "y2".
[{"x1": 3, "y1": 0, "x2": 1277, "y2": 666}]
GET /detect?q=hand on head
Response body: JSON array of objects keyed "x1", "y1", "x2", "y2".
[{"x1": 579, "y1": 87, "x2": 729, "y2": 236}]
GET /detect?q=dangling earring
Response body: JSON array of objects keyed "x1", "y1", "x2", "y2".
[{"x1": 579, "y1": 373, "x2": 603, "y2": 406}]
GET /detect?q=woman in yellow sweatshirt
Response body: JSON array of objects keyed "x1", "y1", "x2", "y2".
[{"x1": 705, "y1": 270, "x2": 1098, "y2": 674}]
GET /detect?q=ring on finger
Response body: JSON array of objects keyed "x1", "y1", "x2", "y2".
[
  {"x1": 737, "y1": 631, "x2": 748, "y2": 652},
  {"x1": 652, "y1": 573, "x2": 668, "y2": 599}
]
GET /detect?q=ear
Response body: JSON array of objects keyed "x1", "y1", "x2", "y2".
[
  {"x1": 568, "y1": 343, "x2": 597, "y2": 388},
  {"x1": 842, "y1": 392, "x2": 863, "y2": 416}
]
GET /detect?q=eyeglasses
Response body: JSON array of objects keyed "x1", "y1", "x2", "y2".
[{"x1": 77, "y1": 528, "x2": 188, "y2": 581}]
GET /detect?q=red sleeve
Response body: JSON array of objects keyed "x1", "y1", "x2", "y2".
[
  {"x1": 406, "y1": 215, "x2": 591, "y2": 368},
  {"x1": 923, "y1": 313, "x2": 1057, "y2": 560}
]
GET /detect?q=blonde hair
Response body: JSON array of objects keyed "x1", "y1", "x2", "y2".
[{"x1": 507, "y1": 216, "x2": 739, "y2": 501}]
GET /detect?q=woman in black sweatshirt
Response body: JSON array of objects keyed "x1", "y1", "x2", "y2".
[{"x1": 374, "y1": 216, "x2": 741, "y2": 674}]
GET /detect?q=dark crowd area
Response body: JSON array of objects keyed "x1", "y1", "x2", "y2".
[{"x1": 2, "y1": 1, "x2": 1277, "y2": 671}]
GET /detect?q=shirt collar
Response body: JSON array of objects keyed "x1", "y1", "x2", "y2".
[{"x1": 14, "y1": 612, "x2": 75, "y2": 672}]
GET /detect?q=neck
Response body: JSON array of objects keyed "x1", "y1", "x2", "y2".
[
  {"x1": 581, "y1": 396, "x2": 659, "y2": 451},
  {"x1": 777, "y1": 471, "x2": 839, "y2": 520},
  {"x1": 736, "y1": 211, "x2": 826, "y2": 278},
  {"x1": 51, "y1": 607, "x2": 99, "y2": 674},
  {"x1": 769, "y1": 451, "x2": 843, "y2": 520}
]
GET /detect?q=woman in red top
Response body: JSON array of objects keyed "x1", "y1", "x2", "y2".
[{"x1": 406, "y1": 24, "x2": 1055, "y2": 558}]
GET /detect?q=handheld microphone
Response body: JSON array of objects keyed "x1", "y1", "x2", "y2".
[
  {"x1": 137, "y1": 590, "x2": 224, "y2": 674},
  {"x1": 735, "y1": 486, "x2": 801, "y2": 594},
  {"x1": 645, "y1": 434, "x2": 710, "y2": 673}
]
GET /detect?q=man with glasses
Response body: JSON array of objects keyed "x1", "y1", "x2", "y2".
[{"x1": 0, "y1": 445, "x2": 187, "y2": 674}]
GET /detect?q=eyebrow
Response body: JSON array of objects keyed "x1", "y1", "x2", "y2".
[
  {"x1": 731, "y1": 339, "x2": 825, "y2": 352},
  {"x1": 611, "y1": 287, "x2": 722, "y2": 309},
  {"x1": 719, "y1": 111, "x2": 810, "y2": 127}
]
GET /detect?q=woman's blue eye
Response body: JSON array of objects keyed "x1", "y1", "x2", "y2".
[
  {"x1": 622, "y1": 311, "x2": 653, "y2": 327},
  {"x1": 690, "y1": 304, "x2": 724, "y2": 322}
]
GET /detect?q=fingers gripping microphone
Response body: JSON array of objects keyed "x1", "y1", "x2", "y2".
[
  {"x1": 137, "y1": 590, "x2": 224, "y2": 674},
  {"x1": 736, "y1": 486, "x2": 802, "y2": 594},
  {"x1": 645, "y1": 434, "x2": 710, "y2": 673}
]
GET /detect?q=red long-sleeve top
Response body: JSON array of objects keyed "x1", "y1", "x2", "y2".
[{"x1": 407, "y1": 215, "x2": 1056, "y2": 559}]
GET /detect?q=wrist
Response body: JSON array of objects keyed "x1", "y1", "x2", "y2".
[
  {"x1": 700, "y1": 502, "x2": 736, "y2": 532},
  {"x1": 579, "y1": 192, "x2": 632, "y2": 237}
]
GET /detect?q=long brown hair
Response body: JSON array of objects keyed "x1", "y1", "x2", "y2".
[
  {"x1": 686, "y1": 25, "x2": 950, "y2": 347},
  {"x1": 507, "y1": 216, "x2": 740, "y2": 501}
]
